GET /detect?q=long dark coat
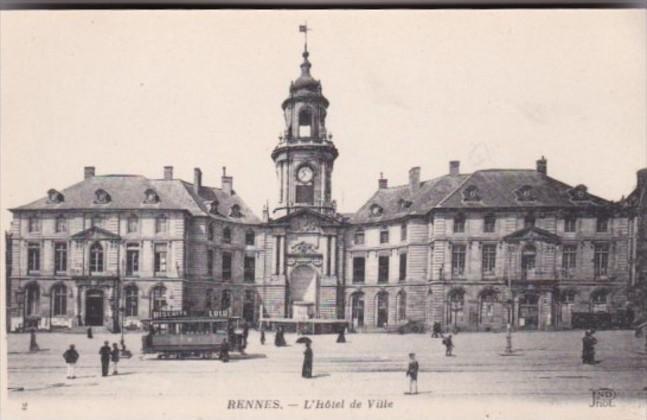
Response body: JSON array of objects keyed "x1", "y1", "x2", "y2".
[{"x1": 302, "y1": 347, "x2": 313, "y2": 378}]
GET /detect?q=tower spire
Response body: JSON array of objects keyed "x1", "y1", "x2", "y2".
[{"x1": 299, "y1": 23, "x2": 309, "y2": 53}]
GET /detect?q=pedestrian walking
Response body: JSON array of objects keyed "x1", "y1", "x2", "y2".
[
  {"x1": 111, "y1": 343, "x2": 120, "y2": 375},
  {"x1": 336, "y1": 325, "x2": 346, "y2": 343},
  {"x1": 302, "y1": 342, "x2": 313, "y2": 378},
  {"x1": 405, "y1": 353, "x2": 419, "y2": 395},
  {"x1": 99, "y1": 341, "x2": 111, "y2": 377},
  {"x1": 260, "y1": 325, "x2": 266, "y2": 345},
  {"x1": 275, "y1": 326, "x2": 286, "y2": 347},
  {"x1": 431, "y1": 322, "x2": 442, "y2": 338},
  {"x1": 219, "y1": 340, "x2": 230, "y2": 363},
  {"x1": 87, "y1": 327, "x2": 93, "y2": 339},
  {"x1": 242, "y1": 321, "x2": 250, "y2": 348},
  {"x1": 582, "y1": 329, "x2": 598, "y2": 364},
  {"x1": 442, "y1": 334, "x2": 454, "y2": 356},
  {"x1": 63, "y1": 344, "x2": 79, "y2": 379},
  {"x1": 29, "y1": 328, "x2": 40, "y2": 352}
]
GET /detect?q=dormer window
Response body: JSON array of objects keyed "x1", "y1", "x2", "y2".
[
  {"x1": 143, "y1": 188, "x2": 160, "y2": 204},
  {"x1": 398, "y1": 199, "x2": 412, "y2": 210},
  {"x1": 515, "y1": 185, "x2": 536, "y2": 202},
  {"x1": 463, "y1": 185, "x2": 481, "y2": 202},
  {"x1": 568, "y1": 184, "x2": 589, "y2": 202},
  {"x1": 229, "y1": 204, "x2": 242, "y2": 218},
  {"x1": 209, "y1": 200, "x2": 219, "y2": 215},
  {"x1": 369, "y1": 204, "x2": 383, "y2": 217},
  {"x1": 47, "y1": 189, "x2": 64, "y2": 203},
  {"x1": 94, "y1": 189, "x2": 111, "y2": 204}
]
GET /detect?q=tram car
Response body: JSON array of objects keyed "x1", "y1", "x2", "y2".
[{"x1": 141, "y1": 311, "x2": 246, "y2": 360}]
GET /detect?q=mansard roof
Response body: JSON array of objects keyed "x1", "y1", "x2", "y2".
[
  {"x1": 12, "y1": 174, "x2": 260, "y2": 224},
  {"x1": 351, "y1": 168, "x2": 613, "y2": 224}
]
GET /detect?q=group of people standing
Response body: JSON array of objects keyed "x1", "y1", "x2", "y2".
[{"x1": 62, "y1": 341, "x2": 121, "y2": 380}]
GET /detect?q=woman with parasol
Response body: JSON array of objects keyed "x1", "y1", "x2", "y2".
[{"x1": 296, "y1": 337, "x2": 313, "y2": 378}]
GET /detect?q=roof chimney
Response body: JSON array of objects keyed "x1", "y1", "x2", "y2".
[
  {"x1": 637, "y1": 168, "x2": 647, "y2": 189},
  {"x1": 193, "y1": 168, "x2": 202, "y2": 193},
  {"x1": 409, "y1": 167, "x2": 421, "y2": 191},
  {"x1": 222, "y1": 166, "x2": 233, "y2": 195},
  {"x1": 536, "y1": 156, "x2": 547, "y2": 175},
  {"x1": 84, "y1": 166, "x2": 95, "y2": 179},
  {"x1": 449, "y1": 161, "x2": 460, "y2": 176},
  {"x1": 164, "y1": 166, "x2": 173, "y2": 180},
  {"x1": 378, "y1": 172, "x2": 388, "y2": 189}
]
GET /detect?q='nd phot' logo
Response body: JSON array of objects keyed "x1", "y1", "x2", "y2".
[{"x1": 590, "y1": 388, "x2": 616, "y2": 408}]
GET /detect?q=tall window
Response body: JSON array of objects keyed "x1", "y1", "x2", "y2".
[
  {"x1": 54, "y1": 243, "x2": 67, "y2": 273},
  {"x1": 124, "y1": 285, "x2": 138, "y2": 317},
  {"x1": 399, "y1": 253, "x2": 407, "y2": 281},
  {"x1": 524, "y1": 214, "x2": 536, "y2": 229},
  {"x1": 591, "y1": 290, "x2": 608, "y2": 312},
  {"x1": 448, "y1": 289, "x2": 465, "y2": 325},
  {"x1": 378, "y1": 256, "x2": 389, "y2": 283},
  {"x1": 596, "y1": 217, "x2": 609, "y2": 233},
  {"x1": 244, "y1": 256, "x2": 255, "y2": 282},
  {"x1": 521, "y1": 245, "x2": 536, "y2": 273},
  {"x1": 397, "y1": 291, "x2": 407, "y2": 321},
  {"x1": 55, "y1": 215, "x2": 67, "y2": 233},
  {"x1": 483, "y1": 214, "x2": 496, "y2": 233},
  {"x1": 207, "y1": 249, "x2": 214, "y2": 276},
  {"x1": 452, "y1": 244, "x2": 466, "y2": 276},
  {"x1": 453, "y1": 214, "x2": 465, "y2": 233},
  {"x1": 479, "y1": 291, "x2": 496, "y2": 323},
  {"x1": 482, "y1": 244, "x2": 496, "y2": 275},
  {"x1": 564, "y1": 216, "x2": 577, "y2": 233},
  {"x1": 352, "y1": 257, "x2": 365, "y2": 283},
  {"x1": 562, "y1": 245, "x2": 577, "y2": 272},
  {"x1": 151, "y1": 286, "x2": 166, "y2": 312},
  {"x1": 28, "y1": 243, "x2": 40, "y2": 272},
  {"x1": 400, "y1": 222, "x2": 407, "y2": 241},
  {"x1": 222, "y1": 252, "x2": 232, "y2": 281},
  {"x1": 28, "y1": 216, "x2": 40, "y2": 233},
  {"x1": 354, "y1": 229, "x2": 365, "y2": 245},
  {"x1": 127, "y1": 215, "x2": 138, "y2": 233},
  {"x1": 154, "y1": 243, "x2": 167, "y2": 274},
  {"x1": 379, "y1": 227, "x2": 389, "y2": 244},
  {"x1": 126, "y1": 244, "x2": 139, "y2": 275},
  {"x1": 52, "y1": 284, "x2": 67, "y2": 316},
  {"x1": 245, "y1": 230, "x2": 255, "y2": 246},
  {"x1": 155, "y1": 215, "x2": 169, "y2": 234},
  {"x1": 25, "y1": 284, "x2": 40, "y2": 316},
  {"x1": 223, "y1": 227, "x2": 231, "y2": 244},
  {"x1": 594, "y1": 243, "x2": 609, "y2": 276},
  {"x1": 89, "y1": 242, "x2": 104, "y2": 273},
  {"x1": 207, "y1": 223, "x2": 215, "y2": 241},
  {"x1": 221, "y1": 290, "x2": 232, "y2": 311}
]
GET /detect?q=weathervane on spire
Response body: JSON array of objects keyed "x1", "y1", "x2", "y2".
[{"x1": 299, "y1": 23, "x2": 310, "y2": 52}]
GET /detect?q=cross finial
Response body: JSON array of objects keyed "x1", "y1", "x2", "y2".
[{"x1": 299, "y1": 23, "x2": 310, "y2": 52}]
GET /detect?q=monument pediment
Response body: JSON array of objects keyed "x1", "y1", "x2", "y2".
[
  {"x1": 70, "y1": 226, "x2": 121, "y2": 241},
  {"x1": 503, "y1": 226, "x2": 561, "y2": 245},
  {"x1": 269, "y1": 208, "x2": 345, "y2": 231}
]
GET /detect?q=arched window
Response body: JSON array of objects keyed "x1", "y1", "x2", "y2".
[
  {"x1": 55, "y1": 215, "x2": 67, "y2": 233},
  {"x1": 25, "y1": 283, "x2": 40, "y2": 316},
  {"x1": 51, "y1": 284, "x2": 67, "y2": 316},
  {"x1": 150, "y1": 286, "x2": 166, "y2": 313},
  {"x1": 229, "y1": 205, "x2": 242, "y2": 218},
  {"x1": 376, "y1": 291, "x2": 389, "y2": 328},
  {"x1": 396, "y1": 290, "x2": 407, "y2": 321},
  {"x1": 155, "y1": 215, "x2": 169, "y2": 234},
  {"x1": 223, "y1": 227, "x2": 232, "y2": 244},
  {"x1": 124, "y1": 285, "x2": 138, "y2": 317},
  {"x1": 298, "y1": 108, "x2": 313, "y2": 137},
  {"x1": 127, "y1": 215, "x2": 138, "y2": 233},
  {"x1": 207, "y1": 223, "x2": 215, "y2": 241},
  {"x1": 89, "y1": 242, "x2": 104, "y2": 273},
  {"x1": 245, "y1": 230, "x2": 255, "y2": 246},
  {"x1": 221, "y1": 290, "x2": 232, "y2": 311}
]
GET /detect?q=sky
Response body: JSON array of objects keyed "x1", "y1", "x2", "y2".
[{"x1": 1, "y1": 10, "x2": 646, "y2": 233}]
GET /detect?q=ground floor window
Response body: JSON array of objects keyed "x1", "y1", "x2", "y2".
[
  {"x1": 396, "y1": 291, "x2": 406, "y2": 321},
  {"x1": 51, "y1": 284, "x2": 67, "y2": 316},
  {"x1": 25, "y1": 284, "x2": 40, "y2": 316},
  {"x1": 125, "y1": 285, "x2": 138, "y2": 316}
]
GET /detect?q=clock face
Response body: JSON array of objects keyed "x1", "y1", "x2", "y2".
[{"x1": 297, "y1": 166, "x2": 314, "y2": 183}]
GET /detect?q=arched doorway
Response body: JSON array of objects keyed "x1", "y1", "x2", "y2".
[
  {"x1": 376, "y1": 291, "x2": 389, "y2": 328},
  {"x1": 85, "y1": 289, "x2": 104, "y2": 326},
  {"x1": 518, "y1": 293, "x2": 539, "y2": 329},
  {"x1": 478, "y1": 289, "x2": 498, "y2": 325},
  {"x1": 447, "y1": 288, "x2": 465, "y2": 328},
  {"x1": 290, "y1": 265, "x2": 317, "y2": 319},
  {"x1": 350, "y1": 292, "x2": 365, "y2": 329}
]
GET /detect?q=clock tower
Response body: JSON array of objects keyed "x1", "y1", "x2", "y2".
[{"x1": 271, "y1": 38, "x2": 338, "y2": 217}]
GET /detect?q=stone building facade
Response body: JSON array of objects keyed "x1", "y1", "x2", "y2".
[{"x1": 5, "y1": 43, "x2": 644, "y2": 332}]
